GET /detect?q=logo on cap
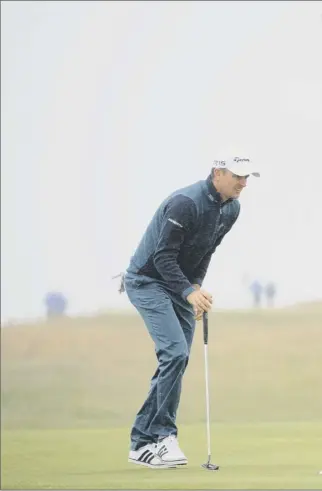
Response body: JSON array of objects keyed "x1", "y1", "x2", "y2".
[{"x1": 233, "y1": 157, "x2": 250, "y2": 163}]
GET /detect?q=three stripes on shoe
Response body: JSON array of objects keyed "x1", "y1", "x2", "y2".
[
  {"x1": 156, "y1": 444, "x2": 168, "y2": 459},
  {"x1": 138, "y1": 445, "x2": 168, "y2": 464}
]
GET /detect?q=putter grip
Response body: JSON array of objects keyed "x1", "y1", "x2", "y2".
[{"x1": 203, "y1": 312, "x2": 208, "y2": 344}]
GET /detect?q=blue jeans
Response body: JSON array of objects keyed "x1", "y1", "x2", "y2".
[{"x1": 124, "y1": 273, "x2": 196, "y2": 451}]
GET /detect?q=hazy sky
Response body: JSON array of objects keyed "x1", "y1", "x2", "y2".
[{"x1": 2, "y1": 1, "x2": 322, "y2": 322}]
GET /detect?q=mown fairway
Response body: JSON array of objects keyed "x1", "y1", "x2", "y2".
[{"x1": 1, "y1": 306, "x2": 322, "y2": 489}]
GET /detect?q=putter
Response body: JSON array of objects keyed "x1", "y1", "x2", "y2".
[{"x1": 201, "y1": 311, "x2": 219, "y2": 471}]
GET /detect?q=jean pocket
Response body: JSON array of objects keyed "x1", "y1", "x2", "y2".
[{"x1": 124, "y1": 274, "x2": 143, "y2": 292}]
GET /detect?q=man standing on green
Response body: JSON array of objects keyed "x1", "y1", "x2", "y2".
[{"x1": 123, "y1": 156, "x2": 260, "y2": 468}]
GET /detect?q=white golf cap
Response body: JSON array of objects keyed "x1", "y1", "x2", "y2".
[{"x1": 212, "y1": 156, "x2": 260, "y2": 177}]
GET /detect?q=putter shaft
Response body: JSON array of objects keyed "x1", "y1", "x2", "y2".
[
  {"x1": 204, "y1": 343, "x2": 211, "y2": 460},
  {"x1": 202, "y1": 312, "x2": 219, "y2": 471}
]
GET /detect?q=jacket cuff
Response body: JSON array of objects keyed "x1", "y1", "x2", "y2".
[
  {"x1": 191, "y1": 278, "x2": 203, "y2": 287},
  {"x1": 181, "y1": 285, "x2": 196, "y2": 301}
]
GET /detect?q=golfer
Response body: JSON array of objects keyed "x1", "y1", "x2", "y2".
[{"x1": 124, "y1": 157, "x2": 260, "y2": 468}]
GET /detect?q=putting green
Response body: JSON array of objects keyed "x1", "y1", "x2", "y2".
[
  {"x1": 2, "y1": 423, "x2": 322, "y2": 489},
  {"x1": 2, "y1": 307, "x2": 322, "y2": 488}
]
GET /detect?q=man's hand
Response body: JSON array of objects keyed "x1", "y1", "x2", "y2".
[
  {"x1": 194, "y1": 310, "x2": 204, "y2": 321},
  {"x1": 194, "y1": 301, "x2": 212, "y2": 321},
  {"x1": 187, "y1": 288, "x2": 213, "y2": 319},
  {"x1": 191, "y1": 284, "x2": 203, "y2": 320}
]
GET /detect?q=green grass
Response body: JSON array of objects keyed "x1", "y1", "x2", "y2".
[
  {"x1": 2, "y1": 423, "x2": 322, "y2": 489},
  {"x1": 1, "y1": 307, "x2": 322, "y2": 488}
]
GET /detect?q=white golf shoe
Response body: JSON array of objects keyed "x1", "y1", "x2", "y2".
[
  {"x1": 128, "y1": 443, "x2": 176, "y2": 469},
  {"x1": 155, "y1": 435, "x2": 188, "y2": 465}
]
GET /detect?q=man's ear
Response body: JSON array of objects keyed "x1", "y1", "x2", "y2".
[
  {"x1": 213, "y1": 168, "x2": 225, "y2": 179},
  {"x1": 212, "y1": 168, "x2": 219, "y2": 179}
]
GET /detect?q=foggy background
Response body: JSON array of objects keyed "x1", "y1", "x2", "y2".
[{"x1": 1, "y1": 0, "x2": 322, "y2": 322}]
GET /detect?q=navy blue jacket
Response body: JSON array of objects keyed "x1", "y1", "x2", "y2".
[{"x1": 127, "y1": 175, "x2": 240, "y2": 300}]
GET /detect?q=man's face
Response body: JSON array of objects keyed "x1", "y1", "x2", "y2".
[{"x1": 213, "y1": 169, "x2": 248, "y2": 200}]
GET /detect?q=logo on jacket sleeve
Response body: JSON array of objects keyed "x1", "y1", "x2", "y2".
[{"x1": 168, "y1": 218, "x2": 183, "y2": 228}]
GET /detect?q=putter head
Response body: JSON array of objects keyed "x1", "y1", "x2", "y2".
[{"x1": 201, "y1": 462, "x2": 220, "y2": 471}]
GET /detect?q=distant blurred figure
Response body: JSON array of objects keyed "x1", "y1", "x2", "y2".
[
  {"x1": 265, "y1": 282, "x2": 277, "y2": 308},
  {"x1": 249, "y1": 280, "x2": 263, "y2": 308},
  {"x1": 44, "y1": 291, "x2": 68, "y2": 318}
]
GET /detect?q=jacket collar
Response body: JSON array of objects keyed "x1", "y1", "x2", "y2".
[
  {"x1": 203, "y1": 174, "x2": 223, "y2": 204},
  {"x1": 203, "y1": 174, "x2": 234, "y2": 206}
]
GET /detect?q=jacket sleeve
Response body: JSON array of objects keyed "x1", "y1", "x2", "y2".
[
  {"x1": 153, "y1": 195, "x2": 198, "y2": 300},
  {"x1": 191, "y1": 203, "x2": 241, "y2": 286},
  {"x1": 190, "y1": 252, "x2": 212, "y2": 287}
]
